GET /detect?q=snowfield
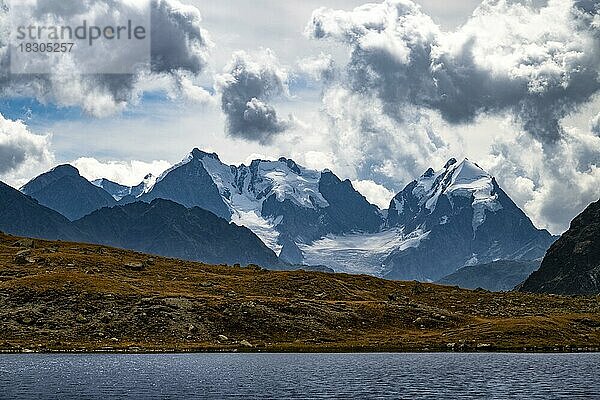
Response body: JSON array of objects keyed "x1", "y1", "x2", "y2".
[{"x1": 299, "y1": 229, "x2": 430, "y2": 276}]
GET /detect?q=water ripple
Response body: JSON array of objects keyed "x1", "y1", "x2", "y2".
[{"x1": 0, "y1": 353, "x2": 598, "y2": 399}]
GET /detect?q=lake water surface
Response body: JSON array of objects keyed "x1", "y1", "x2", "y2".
[{"x1": 0, "y1": 353, "x2": 598, "y2": 399}]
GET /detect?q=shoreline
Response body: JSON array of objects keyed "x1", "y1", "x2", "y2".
[{"x1": 2, "y1": 345, "x2": 600, "y2": 354}]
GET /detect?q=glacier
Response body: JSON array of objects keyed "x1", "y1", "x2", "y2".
[{"x1": 300, "y1": 229, "x2": 429, "y2": 276}]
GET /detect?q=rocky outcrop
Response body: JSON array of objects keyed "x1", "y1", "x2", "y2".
[{"x1": 519, "y1": 199, "x2": 600, "y2": 295}]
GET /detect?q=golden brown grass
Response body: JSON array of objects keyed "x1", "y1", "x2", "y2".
[{"x1": 0, "y1": 233, "x2": 599, "y2": 353}]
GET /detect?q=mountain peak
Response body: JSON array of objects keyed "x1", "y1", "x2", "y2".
[
  {"x1": 385, "y1": 157, "x2": 554, "y2": 281},
  {"x1": 277, "y1": 157, "x2": 302, "y2": 175},
  {"x1": 392, "y1": 157, "x2": 503, "y2": 233},
  {"x1": 50, "y1": 164, "x2": 80, "y2": 176},
  {"x1": 154, "y1": 149, "x2": 212, "y2": 184},
  {"x1": 21, "y1": 164, "x2": 80, "y2": 193},
  {"x1": 449, "y1": 159, "x2": 491, "y2": 185},
  {"x1": 420, "y1": 158, "x2": 496, "y2": 205},
  {"x1": 20, "y1": 164, "x2": 116, "y2": 221},
  {"x1": 444, "y1": 158, "x2": 458, "y2": 169},
  {"x1": 422, "y1": 168, "x2": 435, "y2": 178},
  {"x1": 191, "y1": 148, "x2": 220, "y2": 161}
]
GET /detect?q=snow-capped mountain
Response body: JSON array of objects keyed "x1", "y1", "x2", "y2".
[
  {"x1": 137, "y1": 151, "x2": 232, "y2": 220},
  {"x1": 19, "y1": 151, "x2": 555, "y2": 281},
  {"x1": 136, "y1": 149, "x2": 384, "y2": 260},
  {"x1": 92, "y1": 178, "x2": 131, "y2": 201},
  {"x1": 381, "y1": 158, "x2": 555, "y2": 281},
  {"x1": 189, "y1": 150, "x2": 329, "y2": 253},
  {"x1": 93, "y1": 174, "x2": 156, "y2": 201},
  {"x1": 388, "y1": 158, "x2": 501, "y2": 232}
]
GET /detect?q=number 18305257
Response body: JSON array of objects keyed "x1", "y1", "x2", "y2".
[{"x1": 17, "y1": 42, "x2": 74, "y2": 53}]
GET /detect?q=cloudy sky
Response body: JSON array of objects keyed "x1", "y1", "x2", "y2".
[{"x1": 0, "y1": 0, "x2": 599, "y2": 234}]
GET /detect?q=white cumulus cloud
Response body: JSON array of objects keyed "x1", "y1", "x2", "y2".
[
  {"x1": 0, "y1": 113, "x2": 53, "y2": 185},
  {"x1": 0, "y1": 114, "x2": 52, "y2": 175},
  {"x1": 0, "y1": 0, "x2": 214, "y2": 117},
  {"x1": 352, "y1": 179, "x2": 395, "y2": 209},
  {"x1": 303, "y1": 0, "x2": 600, "y2": 232},
  {"x1": 71, "y1": 157, "x2": 171, "y2": 186}
]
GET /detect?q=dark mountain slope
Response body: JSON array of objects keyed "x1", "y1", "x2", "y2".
[
  {"x1": 0, "y1": 181, "x2": 83, "y2": 240},
  {"x1": 21, "y1": 165, "x2": 116, "y2": 220},
  {"x1": 73, "y1": 199, "x2": 283, "y2": 268},
  {"x1": 437, "y1": 260, "x2": 541, "y2": 292},
  {"x1": 318, "y1": 171, "x2": 383, "y2": 234},
  {"x1": 519, "y1": 199, "x2": 600, "y2": 295},
  {"x1": 139, "y1": 150, "x2": 231, "y2": 220}
]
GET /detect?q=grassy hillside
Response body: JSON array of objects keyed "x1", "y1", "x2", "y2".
[{"x1": 0, "y1": 233, "x2": 599, "y2": 353}]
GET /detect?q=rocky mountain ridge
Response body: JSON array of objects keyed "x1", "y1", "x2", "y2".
[
  {"x1": 14, "y1": 150, "x2": 557, "y2": 281},
  {"x1": 1, "y1": 180, "x2": 282, "y2": 268},
  {"x1": 519, "y1": 198, "x2": 600, "y2": 295},
  {"x1": 21, "y1": 165, "x2": 116, "y2": 221}
]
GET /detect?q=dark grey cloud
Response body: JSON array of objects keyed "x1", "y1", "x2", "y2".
[
  {"x1": 151, "y1": 0, "x2": 211, "y2": 73},
  {"x1": 216, "y1": 50, "x2": 290, "y2": 143},
  {"x1": 573, "y1": 0, "x2": 599, "y2": 14},
  {"x1": 306, "y1": 0, "x2": 600, "y2": 144},
  {"x1": 0, "y1": 144, "x2": 27, "y2": 174},
  {"x1": 31, "y1": 0, "x2": 89, "y2": 18}
]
